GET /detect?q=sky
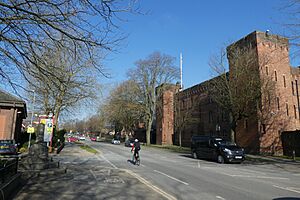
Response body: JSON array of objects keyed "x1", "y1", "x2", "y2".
[{"x1": 103, "y1": 0, "x2": 290, "y2": 90}]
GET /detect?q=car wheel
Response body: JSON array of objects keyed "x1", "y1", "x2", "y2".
[
  {"x1": 217, "y1": 155, "x2": 224, "y2": 164},
  {"x1": 192, "y1": 152, "x2": 198, "y2": 159}
]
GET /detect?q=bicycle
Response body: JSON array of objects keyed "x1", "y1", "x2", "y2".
[{"x1": 132, "y1": 151, "x2": 140, "y2": 166}]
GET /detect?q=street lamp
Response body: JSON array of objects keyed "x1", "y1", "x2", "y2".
[{"x1": 28, "y1": 90, "x2": 35, "y2": 149}]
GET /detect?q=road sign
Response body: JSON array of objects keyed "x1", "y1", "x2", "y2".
[
  {"x1": 44, "y1": 118, "x2": 53, "y2": 142},
  {"x1": 27, "y1": 127, "x2": 35, "y2": 134}
]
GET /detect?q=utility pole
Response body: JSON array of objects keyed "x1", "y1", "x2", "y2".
[{"x1": 28, "y1": 90, "x2": 35, "y2": 149}]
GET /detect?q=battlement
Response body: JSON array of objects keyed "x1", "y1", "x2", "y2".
[{"x1": 227, "y1": 31, "x2": 289, "y2": 52}]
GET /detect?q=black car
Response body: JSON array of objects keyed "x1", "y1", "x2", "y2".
[
  {"x1": 124, "y1": 138, "x2": 134, "y2": 147},
  {"x1": 191, "y1": 136, "x2": 245, "y2": 163},
  {"x1": 0, "y1": 140, "x2": 17, "y2": 155}
]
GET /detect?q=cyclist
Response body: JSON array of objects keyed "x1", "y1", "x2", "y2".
[{"x1": 131, "y1": 139, "x2": 141, "y2": 164}]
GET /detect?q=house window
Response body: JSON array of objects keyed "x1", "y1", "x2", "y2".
[
  {"x1": 262, "y1": 124, "x2": 266, "y2": 134},
  {"x1": 274, "y1": 70, "x2": 277, "y2": 81},
  {"x1": 294, "y1": 105, "x2": 297, "y2": 119},
  {"x1": 244, "y1": 119, "x2": 248, "y2": 129},
  {"x1": 283, "y1": 76, "x2": 286, "y2": 87},
  {"x1": 199, "y1": 105, "x2": 202, "y2": 121},
  {"x1": 209, "y1": 111, "x2": 213, "y2": 123},
  {"x1": 277, "y1": 97, "x2": 280, "y2": 110},
  {"x1": 292, "y1": 81, "x2": 295, "y2": 95},
  {"x1": 286, "y1": 103, "x2": 289, "y2": 116}
]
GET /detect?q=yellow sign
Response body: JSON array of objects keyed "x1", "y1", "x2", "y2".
[
  {"x1": 40, "y1": 119, "x2": 46, "y2": 124},
  {"x1": 27, "y1": 127, "x2": 35, "y2": 134}
]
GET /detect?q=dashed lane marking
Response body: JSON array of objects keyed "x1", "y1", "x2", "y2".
[
  {"x1": 154, "y1": 170, "x2": 189, "y2": 186},
  {"x1": 216, "y1": 196, "x2": 226, "y2": 200},
  {"x1": 273, "y1": 185, "x2": 300, "y2": 194}
]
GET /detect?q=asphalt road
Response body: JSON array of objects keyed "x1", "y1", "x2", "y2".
[{"x1": 87, "y1": 140, "x2": 300, "y2": 200}]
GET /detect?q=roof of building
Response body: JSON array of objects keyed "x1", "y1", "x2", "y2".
[
  {"x1": 0, "y1": 89, "x2": 25, "y2": 104},
  {"x1": 0, "y1": 88, "x2": 27, "y2": 118}
]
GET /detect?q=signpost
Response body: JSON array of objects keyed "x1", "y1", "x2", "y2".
[
  {"x1": 27, "y1": 126, "x2": 35, "y2": 134},
  {"x1": 44, "y1": 118, "x2": 53, "y2": 143}
]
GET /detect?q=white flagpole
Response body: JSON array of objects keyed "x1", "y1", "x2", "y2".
[{"x1": 180, "y1": 53, "x2": 183, "y2": 91}]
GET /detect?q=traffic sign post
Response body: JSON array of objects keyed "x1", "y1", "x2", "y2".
[{"x1": 27, "y1": 126, "x2": 35, "y2": 134}]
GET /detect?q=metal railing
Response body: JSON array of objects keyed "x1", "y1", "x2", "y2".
[{"x1": 0, "y1": 158, "x2": 18, "y2": 184}]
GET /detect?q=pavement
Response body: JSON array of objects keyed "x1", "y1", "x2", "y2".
[{"x1": 12, "y1": 143, "x2": 170, "y2": 200}]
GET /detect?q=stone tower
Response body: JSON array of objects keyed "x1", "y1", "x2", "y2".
[
  {"x1": 227, "y1": 31, "x2": 299, "y2": 154},
  {"x1": 156, "y1": 83, "x2": 180, "y2": 145}
]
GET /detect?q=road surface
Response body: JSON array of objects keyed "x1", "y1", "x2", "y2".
[{"x1": 87, "y1": 140, "x2": 300, "y2": 200}]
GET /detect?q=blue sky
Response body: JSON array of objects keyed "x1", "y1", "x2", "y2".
[{"x1": 104, "y1": 0, "x2": 289, "y2": 89}]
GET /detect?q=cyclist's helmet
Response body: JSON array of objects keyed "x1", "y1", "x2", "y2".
[{"x1": 135, "y1": 139, "x2": 138, "y2": 142}]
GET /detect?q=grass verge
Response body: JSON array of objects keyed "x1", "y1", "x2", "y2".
[
  {"x1": 271, "y1": 155, "x2": 300, "y2": 161},
  {"x1": 145, "y1": 144, "x2": 190, "y2": 153},
  {"x1": 79, "y1": 144, "x2": 98, "y2": 154}
]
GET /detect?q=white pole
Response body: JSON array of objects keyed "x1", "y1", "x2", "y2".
[
  {"x1": 28, "y1": 90, "x2": 35, "y2": 149},
  {"x1": 180, "y1": 53, "x2": 183, "y2": 91}
]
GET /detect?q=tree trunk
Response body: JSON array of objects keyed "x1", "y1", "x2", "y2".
[
  {"x1": 146, "y1": 118, "x2": 152, "y2": 145},
  {"x1": 229, "y1": 112, "x2": 236, "y2": 143},
  {"x1": 230, "y1": 129, "x2": 235, "y2": 143},
  {"x1": 179, "y1": 130, "x2": 182, "y2": 147}
]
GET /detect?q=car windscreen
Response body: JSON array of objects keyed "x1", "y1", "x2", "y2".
[
  {"x1": 0, "y1": 140, "x2": 14, "y2": 144},
  {"x1": 212, "y1": 139, "x2": 236, "y2": 146}
]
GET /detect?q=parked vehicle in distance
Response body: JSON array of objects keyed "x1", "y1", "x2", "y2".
[
  {"x1": 68, "y1": 136, "x2": 78, "y2": 143},
  {"x1": 111, "y1": 138, "x2": 120, "y2": 145},
  {"x1": 90, "y1": 136, "x2": 97, "y2": 142},
  {"x1": 79, "y1": 135, "x2": 86, "y2": 140},
  {"x1": 191, "y1": 136, "x2": 245, "y2": 164},
  {"x1": 0, "y1": 140, "x2": 17, "y2": 155},
  {"x1": 124, "y1": 138, "x2": 135, "y2": 147}
]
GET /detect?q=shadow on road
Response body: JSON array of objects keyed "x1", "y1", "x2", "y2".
[
  {"x1": 273, "y1": 198, "x2": 300, "y2": 200},
  {"x1": 127, "y1": 159, "x2": 135, "y2": 165}
]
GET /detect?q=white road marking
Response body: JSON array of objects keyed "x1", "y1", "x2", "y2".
[
  {"x1": 220, "y1": 172, "x2": 289, "y2": 180},
  {"x1": 229, "y1": 167, "x2": 266, "y2": 175},
  {"x1": 124, "y1": 169, "x2": 177, "y2": 200},
  {"x1": 90, "y1": 169, "x2": 98, "y2": 181},
  {"x1": 96, "y1": 154, "x2": 118, "y2": 169},
  {"x1": 216, "y1": 196, "x2": 226, "y2": 200},
  {"x1": 273, "y1": 185, "x2": 300, "y2": 194},
  {"x1": 154, "y1": 170, "x2": 189, "y2": 186},
  {"x1": 293, "y1": 174, "x2": 300, "y2": 176}
]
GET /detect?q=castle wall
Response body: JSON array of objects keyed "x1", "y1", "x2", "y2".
[{"x1": 156, "y1": 31, "x2": 300, "y2": 155}]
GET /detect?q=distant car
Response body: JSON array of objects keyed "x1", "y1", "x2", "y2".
[
  {"x1": 90, "y1": 137, "x2": 97, "y2": 142},
  {"x1": 68, "y1": 137, "x2": 78, "y2": 143},
  {"x1": 111, "y1": 138, "x2": 120, "y2": 145},
  {"x1": 0, "y1": 140, "x2": 17, "y2": 155},
  {"x1": 124, "y1": 138, "x2": 134, "y2": 147},
  {"x1": 79, "y1": 135, "x2": 86, "y2": 140}
]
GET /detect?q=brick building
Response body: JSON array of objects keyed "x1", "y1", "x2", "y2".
[
  {"x1": 0, "y1": 89, "x2": 27, "y2": 142},
  {"x1": 156, "y1": 83, "x2": 180, "y2": 145},
  {"x1": 156, "y1": 31, "x2": 300, "y2": 155}
]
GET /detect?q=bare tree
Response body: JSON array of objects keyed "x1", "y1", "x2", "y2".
[
  {"x1": 103, "y1": 80, "x2": 145, "y2": 138},
  {"x1": 85, "y1": 114, "x2": 105, "y2": 133},
  {"x1": 208, "y1": 45, "x2": 276, "y2": 143},
  {"x1": 174, "y1": 94, "x2": 201, "y2": 147},
  {"x1": 280, "y1": 0, "x2": 300, "y2": 57},
  {"x1": 128, "y1": 52, "x2": 180, "y2": 145},
  {"x1": 0, "y1": 0, "x2": 139, "y2": 91},
  {"x1": 26, "y1": 41, "x2": 100, "y2": 126}
]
